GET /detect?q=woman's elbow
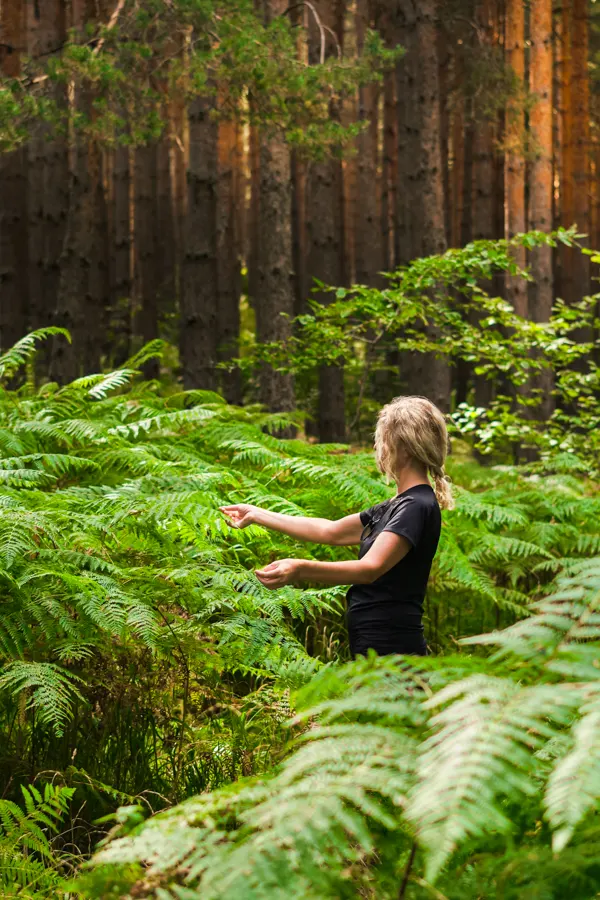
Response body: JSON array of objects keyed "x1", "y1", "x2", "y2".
[{"x1": 356, "y1": 563, "x2": 384, "y2": 584}]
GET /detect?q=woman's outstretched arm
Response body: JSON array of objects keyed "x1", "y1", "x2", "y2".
[
  {"x1": 219, "y1": 504, "x2": 363, "y2": 546},
  {"x1": 255, "y1": 532, "x2": 411, "y2": 589}
]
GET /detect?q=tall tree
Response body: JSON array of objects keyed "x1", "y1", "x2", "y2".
[
  {"x1": 180, "y1": 96, "x2": 218, "y2": 389},
  {"x1": 86, "y1": 139, "x2": 109, "y2": 372},
  {"x1": 217, "y1": 107, "x2": 242, "y2": 405},
  {"x1": 51, "y1": 1, "x2": 109, "y2": 381},
  {"x1": 529, "y1": 0, "x2": 554, "y2": 417},
  {"x1": 305, "y1": 0, "x2": 346, "y2": 442},
  {"x1": 0, "y1": 0, "x2": 27, "y2": 352},
  {"x1": 134, "y1": 143, "x2": 159, "y2": 378},
  {"x1": 381, "y1": 68, "x2": 397, "y2": 269},
  {"x1": 111, "y1": 142, "x2": 133, "y2": 364},
  {"x1": 254, "y1": 0, "x2": 296, "y2": 420},
  {"x1": 39, "y1": 2, "x2": 69, "y2": 345},
  {"x1": 505, "y1": 0, "x2": 527, "y2": 318},
  {"x1": 571, "y1": 0, "x2": 590, "y2": 302},
  {"x1": 354, "y1": 0, "x2": 383, "y2": 288},
  {"x1": 400, "y1": 0, "x2": 451, "y2": 410}
]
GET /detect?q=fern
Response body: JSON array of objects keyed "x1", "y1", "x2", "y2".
[{"x1": 79, "y1": 564, "x2": 600, "y2": 898}]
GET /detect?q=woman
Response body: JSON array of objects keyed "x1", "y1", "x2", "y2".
[{"x1": 220, "y1": 396, "x2": 453, "y2": 658}]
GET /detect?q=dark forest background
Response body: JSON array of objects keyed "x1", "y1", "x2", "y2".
[{"x1": 1, "y1": 0, "x2": 598, "y2": 442}]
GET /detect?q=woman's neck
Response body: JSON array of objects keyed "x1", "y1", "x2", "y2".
[{"x1": 394, "y1": 466, "x2": 430, "y2": 495}]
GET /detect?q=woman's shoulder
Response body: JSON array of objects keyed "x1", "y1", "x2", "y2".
[{"x1": 390, "y1": 485, "x2": 440, "y2": 519}]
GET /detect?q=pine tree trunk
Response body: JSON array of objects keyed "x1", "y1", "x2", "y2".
[
  {"x1": 85, "y1": 141, "x2": 109, "y2": 373},
  {"x1": 27, "y1": 0, "x2": 44, "y2": 338},
  {"x1": 559, "y1": 0, "x2": 574, "y2": 303},
  {"x1": 112, "y1": 143, "x2": 133, "y2": 363},
  {"x1": 400, "y1": 0, "x2": 451, "y2": 411},
  {"x1": 50, "y1": 87, "x2": 93, "y2": 383},
  {"x1": 355, "y1": 0, "x2": 382, "y2": 287},
  {"x1": 571, "y1": 0, "x2": 590, "y2": 302},
  {"x1": 256, "y1": 135, "x2": 296, "y2": 415},
  {"x1": 181, "y1": 97, "x2": 218, "y2": 389},
  {"x1": 156, "y1": 132, "x2": 176, "y2": 319},
  {"x1": 253, "y1": 0, "x2": 296, "y2": 420},
  {"x1": 395, "y1": 43, "x2": 411, "y2": 268},
  {"x1": 248, "y1": 117, "x2": 260, "y2": 307},
  {"x1": 505, "y1": 0, "x2": 528, "y2": 318},
  {"x1": 471, "y1": 3, "x2": 498, "y2": 409},
  {"x1": 450, "y1": 63, "x2": 465, "y2": 250},
  {"x1": 217, "y1": 110, "x2": 242, "y2": 405},
  {"x1": 381, "y1": 69, "x2": 397, "y2": 269},
  {"x1": 529, "y1": 0, "x2": 554, "y2": 418},
  {"x1": 291, "y1": 151, "x2": 308, "y2": 316},
  {"x1": 438, "y1": 26, "x2": 451, "y2": 248},
  {"x1": 0, "y1": 0, "x2": 27, "y2": 352},
  {"x1": 134, "y1": 143, "x2": 159, "y2": 378},
  {"x1": 306, "y1": 0, "x2": 346, "y2": 442}
]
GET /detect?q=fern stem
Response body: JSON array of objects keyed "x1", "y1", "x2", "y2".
[{"x1": 398, "y1": 841, "x2": 417, "y2": 899}]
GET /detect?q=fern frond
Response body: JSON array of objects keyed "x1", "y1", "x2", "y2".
[{"x1": 0, "y1": 662, "x2": 86, "y2": 735}]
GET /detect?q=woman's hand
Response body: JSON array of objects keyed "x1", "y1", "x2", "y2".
[
  {"x1": 220, "y1": 503, "x2": 258, "y2": 529},
  {"x1": 255, "y1": 559, "x2": 304, "y2": 589}
]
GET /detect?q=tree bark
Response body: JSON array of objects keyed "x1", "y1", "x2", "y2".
[
  {"x1": 134, "y1": 143, "x2": 160, "y2": 378},
  {"x1": 529, "y1": 0, "x2": 554, "y2": 418},
  {"x1": 381, "y1": 69, "x2": 397, "y2": 269},
  {"x1": 50, "y1": 86, "x2": 93, "y2": 383},
  {"x1": 26, "y1": 0, "x2": 67, "y2": 355},
  {"x1": 571, "y1": 0, "x2": 590, "y2": 302},
  {"x1": 111, "y1": 143, "x2": 133, "y2": 364},
  {"x1": 0, "y1": 0, "x2": 27, "y2": 353},
  {"x1": 256, "y1": 132, "x2": 296, "y2": 416},
  {"x1": 156, "y1": 131, "x2": 176, "y2": 320},
  {"x1": 450, "y1": 61, "x2": 465, "y2": 250},
  {"x1": 355, "y1": 0, "x2": 383, "y2": 287},
  {"x1": 255, "y1": 0, "x2": 295, "y2": 420},
  {"x1": 217, "y1": 110, "x2": 242, "y2": 405},
  {"x1": 505, "y1": 0, "x2": 528, "y2": 318},
  {"x1": 559, "y1": 0, "x2": 574, "y2": 303},
  {"x1": 306, "y1": 0, "x2": 346, "y2": 442},
  {"x1": 181, "y1": 97, "x2": 218, "y2": 389},
  {"x1": 400, "y1": 0, "x2": 451, "y2": 411},
  {"x1": 248, "y1": 116, "x2": 261, "y2": 307},
  {"x1": 85, "y1": 141, "x2": 109, "y2": 373}
]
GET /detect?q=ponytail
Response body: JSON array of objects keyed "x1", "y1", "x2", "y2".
[{"x1": 431, "y1": 465, "x2": 454, "y2": 511}]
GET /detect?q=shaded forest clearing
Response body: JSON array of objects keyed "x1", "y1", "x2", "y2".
[{"x1": 1, "y1": 0, "x2": 600, "y2": 897}]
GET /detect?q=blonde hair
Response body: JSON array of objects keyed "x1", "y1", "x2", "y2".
[{"x1": 374, "y1": 396, "x2": 454, "y2": 511}]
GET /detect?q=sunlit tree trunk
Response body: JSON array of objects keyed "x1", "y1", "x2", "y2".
[
  {"x1": 529, "y1": 0, "x2": 554, "y2": 418},
  {"x1": 559, "y1": 0, "x2": 574, "y2": 303},
  {"x1": 571, "y1": 0, "x2": 590, "y2": 302},
  {"x1": 181, "y1": 97, "x2": 218, "y2": 389},
  {"x1": 505, "y1": 0, "x2": 527, "y2": 318}
]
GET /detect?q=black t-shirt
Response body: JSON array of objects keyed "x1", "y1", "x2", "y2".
[{"x1": 346, "y1": 483, "x2": 441, "y2": 633}]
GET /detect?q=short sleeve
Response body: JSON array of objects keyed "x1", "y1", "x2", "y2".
[
  {"x1": 381, "y1": 497, "x2": 426, "y2": 548},
  {"x1": 359, "y1": 504, "x2": 378, "y2": 526}
]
